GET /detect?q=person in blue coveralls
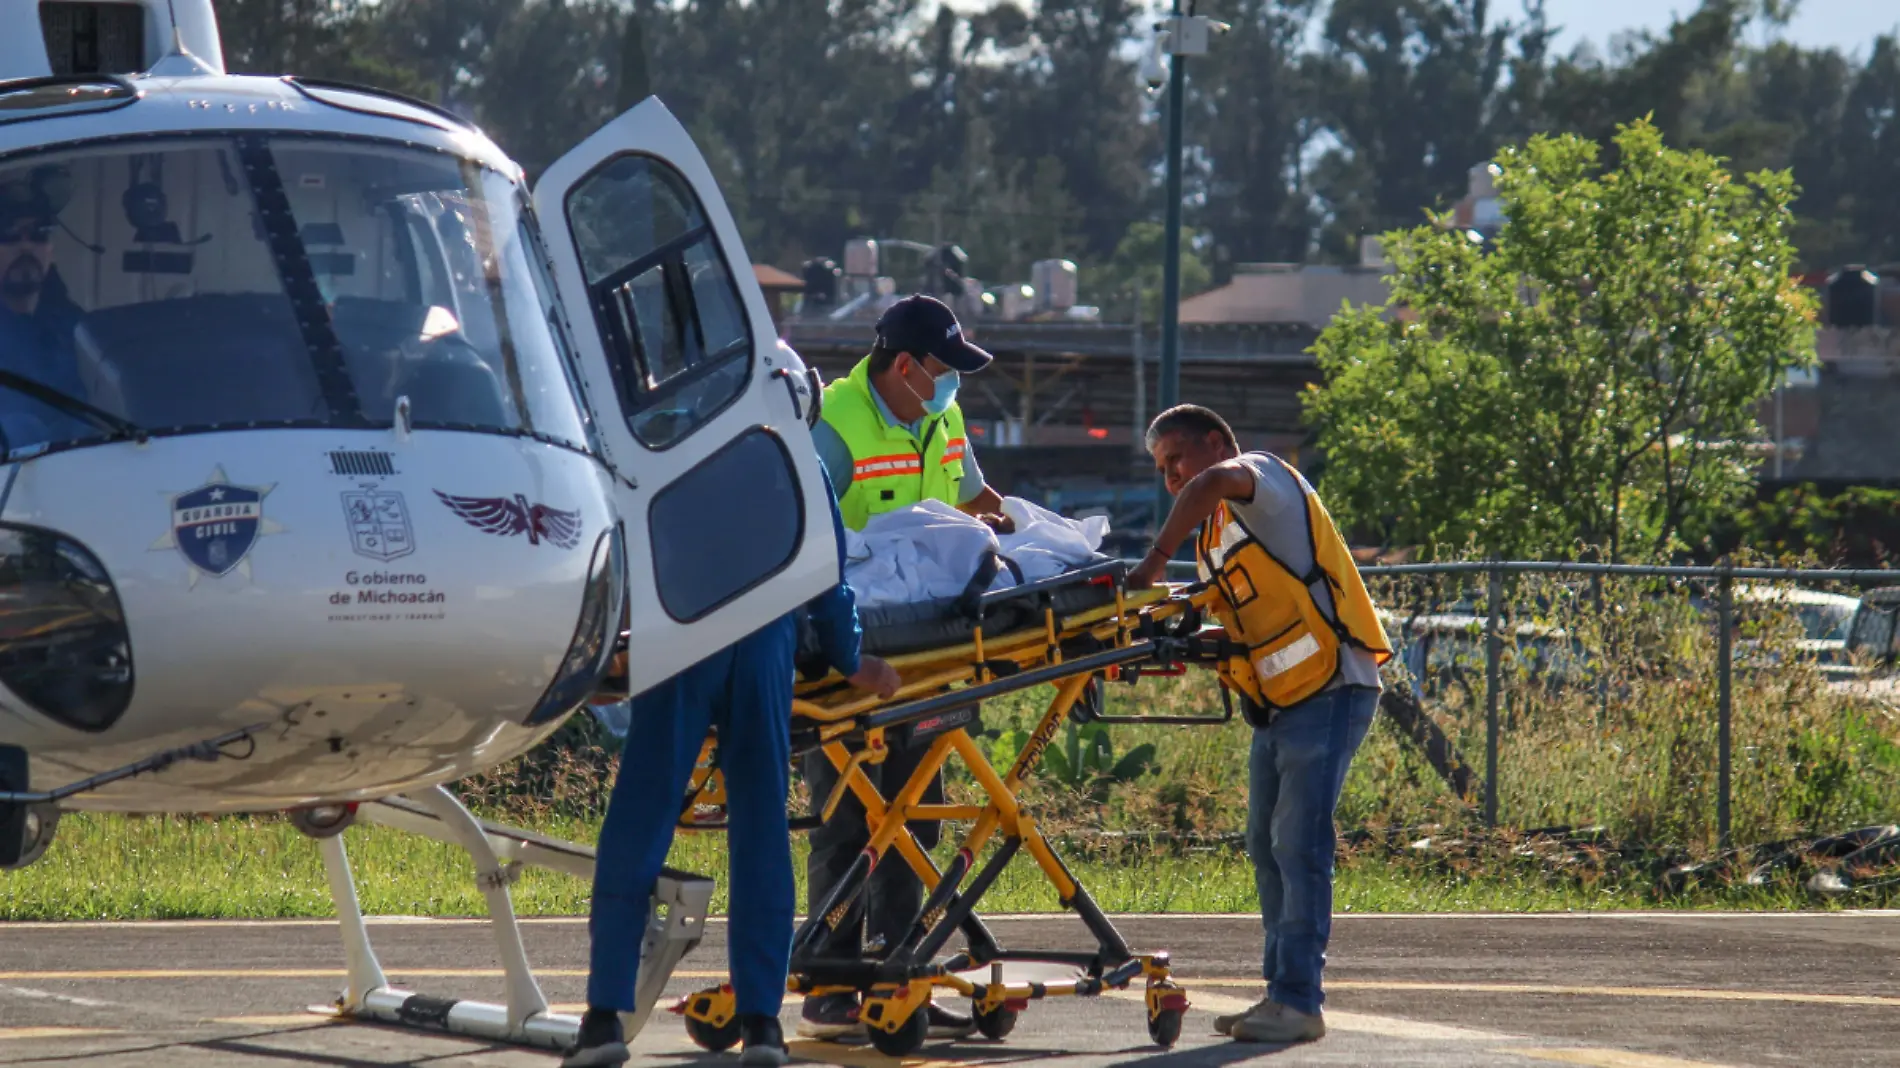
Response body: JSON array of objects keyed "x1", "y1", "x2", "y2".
[{"x1": 563, "y1": 464, "x2": 900, "y2": 1068}]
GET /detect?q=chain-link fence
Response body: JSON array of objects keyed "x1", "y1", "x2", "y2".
[{"x1": 1163, "y1": 560, "x2": 1900, "y2": 849}]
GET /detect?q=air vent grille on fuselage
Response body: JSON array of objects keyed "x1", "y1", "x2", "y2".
[
  {"x1": 39, "y1": 3, "x2": 146, "y2": 76},
  {"x1": 329, "y1": 451, "x2": 396, "y2": 477}
]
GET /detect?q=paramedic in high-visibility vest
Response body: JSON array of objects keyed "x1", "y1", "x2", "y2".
[
  {"x1": 812, "y1": 292, "x2": 1012, "y2": 533},
  {"x1": 796, "y1": 293, "x2": 1003, "y2": 1042},
  {"x1": 1127, "y1": 404, "x2": 1392, "y2": 1047}
]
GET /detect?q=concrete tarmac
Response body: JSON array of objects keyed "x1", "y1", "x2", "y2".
[{"x1": 0, "y1": 911, "x2": 1893, "y2": 1067}]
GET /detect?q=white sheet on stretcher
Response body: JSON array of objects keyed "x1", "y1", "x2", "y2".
[{"x1": 842, "y1": 497, "x2": 1111, "y2": 609}]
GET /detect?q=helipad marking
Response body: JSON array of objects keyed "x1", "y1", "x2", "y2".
[
  {"x1": 0, "y1": 984, "x2": 115, "y2": 1008},
  {"x1": 213, "y1": 1014, "x2": 344, "y2": 1027},
  {"x1": 1498, "y1": 1049, "x2": 1740, "y2": 1068},
  {"x1": 1185, "y1": 977, "x2": 1900, "y2": 1008},
  {"x1": 0, "y1": 1027, "x2": 117, "y2": 1040}
]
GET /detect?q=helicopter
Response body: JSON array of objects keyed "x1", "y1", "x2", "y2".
[{"x1": 0, "y1": 0, "x2": 840, "y2": 1051}]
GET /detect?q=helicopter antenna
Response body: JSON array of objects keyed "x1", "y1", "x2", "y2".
[{"x1": 151, "y1": 0, "x2": 218, "y2": 76}]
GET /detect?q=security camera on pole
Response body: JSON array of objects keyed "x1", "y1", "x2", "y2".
[{"x1": 1142, "y1": 3, "x2": 1228, "y2": 531}]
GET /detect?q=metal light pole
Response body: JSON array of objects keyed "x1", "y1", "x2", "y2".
[
  {"x1": 1158, "y1": 0, "x2": 1187, "y2": 421},
  {"x1": 1149, "y1": 6, "x2": 1223, "y2": 530}
]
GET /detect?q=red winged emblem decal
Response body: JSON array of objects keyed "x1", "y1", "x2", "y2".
[{"x1": 434, "y1": 491, "x2": 583, "y2": 549}]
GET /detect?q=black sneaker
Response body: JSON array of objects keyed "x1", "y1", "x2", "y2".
[
  {"x1": 796, "y1": 991, "x2": 865, "y2": 1040},
  {"x1": 739, "y1": 1014, "x2": 789, "y2": 1066},
  {"x1": 926, "y1": 1000, "x2": 976, "y2": 1038},
  {"x1": 560, "y1": 1007, "x2": 629, "y2": 1067}
]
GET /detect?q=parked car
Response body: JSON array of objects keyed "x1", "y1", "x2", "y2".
[
  {"x1": 1828, "y1": 587, "x2": 1900, "y2": 703},
  {"x1": 1726, "y1": 583, "x2": 1862, "y2": 672},
  {"x1": 1735, "y1": 583, "x2": 1858, "y2": 649},
  {"x1": 1378, "y1": 607, "x2": 1593, "y2": 702}
]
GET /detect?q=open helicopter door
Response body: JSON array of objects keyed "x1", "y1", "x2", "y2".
[{"x1": 535, "y1": 98, "x2": 838, "y2": 698}]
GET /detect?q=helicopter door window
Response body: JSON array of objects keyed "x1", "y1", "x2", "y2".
[{"x1": 562, "y1": 153, "x2": 751, "y2": 450}]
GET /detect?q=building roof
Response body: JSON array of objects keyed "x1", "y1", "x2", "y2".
[
  {"x1": 1179, "y1": 263, "x2": 1393, "y2": 326},
  {"x1": 754, "y1": 264, "x2": 803, "y2": 289}
]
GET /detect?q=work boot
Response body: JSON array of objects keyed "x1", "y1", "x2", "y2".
[
  {"x1": 1231, "y1": 999, "x2": 1325, "y2": 1044},
  {"x1": 926, "y1": 1000, "x2": 977, "y2": 1039},
  {"x1": 797, "y1": 992, "x2": 865, "y2": 1040},
  {"x1": 1212, "y1": 995, "x2": 1272, "y2": 1036},
  {"x1": 739, "y1": 1014, "x2": 789, "y2": 1066},
  {"x1": 560, "y1": 1007, "x2": 629, "y2": 1067}
]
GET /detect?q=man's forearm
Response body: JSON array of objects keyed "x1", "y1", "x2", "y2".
[
  {"x1": 959, "y1": 484, "x2": 1005, "y2": 516},
  {"x1": 1150, "y1": 469, "x2": 1239, "y2": 558}
]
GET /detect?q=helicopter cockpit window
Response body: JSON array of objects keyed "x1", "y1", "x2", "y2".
[
  {"x1": 563, "y1": 154, "x2": 752, "y2": 450},
  {"x1": 0, "y1": 135, "x2": 592, "y2": 458}
]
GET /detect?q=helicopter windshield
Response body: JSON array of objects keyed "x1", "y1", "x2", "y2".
[{"x1": 0, "y1": 134, "x2": 593, "y2": 455}]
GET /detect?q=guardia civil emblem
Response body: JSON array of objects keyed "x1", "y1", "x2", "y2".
[{"x1": 151, "y1": 466, "x2": 284, "y2": 587}]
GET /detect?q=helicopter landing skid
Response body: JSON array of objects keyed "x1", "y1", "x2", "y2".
[{"x1": 311, "y1": 785, "x2": 713, "y2": 1051}]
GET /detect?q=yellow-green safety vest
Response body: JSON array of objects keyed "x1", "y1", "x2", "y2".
[{"x1": 821, "y1": 356, "x2": 967, "y2": 531}]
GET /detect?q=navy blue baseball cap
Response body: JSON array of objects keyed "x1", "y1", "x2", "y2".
[{"x1": 875, "y1": 294, "x2": 992, "y2": 373}]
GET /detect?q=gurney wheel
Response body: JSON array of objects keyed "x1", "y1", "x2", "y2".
[
  {"x1": 684, "y1": 1013, "x2": 742, "y2": 1052},
  {"x1": 973, "y1": 1003, "x2": 1018, "y2": 1040},
  {"x1": 867, "y1": 1005, "x2": 929, "y2": 1057},
  {"x1": 1147, "y1": 1006, "x2": 1183, "y2": 1047}
]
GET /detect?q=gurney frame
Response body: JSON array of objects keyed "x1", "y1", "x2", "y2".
[{"x1": 667, "y1": 562, "x2": 1236, "y2": 1056}]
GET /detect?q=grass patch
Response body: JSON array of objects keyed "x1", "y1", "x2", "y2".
[{"x1": 3, "y1": 808, "x2": 1887, "y2": 921}]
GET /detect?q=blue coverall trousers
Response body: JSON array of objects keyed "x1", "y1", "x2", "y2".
[{"x1": 586, "y1": 613, "x2": 797, "y2": 1017}]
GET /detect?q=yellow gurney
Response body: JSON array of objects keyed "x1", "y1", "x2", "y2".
[{"x1": 659, "y1": 558, "x2": 1238, "y2": 1057}]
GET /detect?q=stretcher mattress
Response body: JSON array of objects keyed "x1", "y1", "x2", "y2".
[{"x1": 796, "y1": 555, "x2": 1126, "y2": 670}]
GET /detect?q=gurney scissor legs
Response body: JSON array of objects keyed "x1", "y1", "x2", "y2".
[
  {"x1": 677, "y1": 667, "x2": 1190, "y2": 1057},
  {"x1": 673, "y1": 573, "x2": 1213, "y2": 1055}
]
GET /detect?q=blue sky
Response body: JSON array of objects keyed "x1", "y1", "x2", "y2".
[
  {"x1": 1540, "y1": 0, "x2": 1898, "y2": 60},
  {"x1": 938, "y1": 0, "x2": 1899, "y2": 61}
]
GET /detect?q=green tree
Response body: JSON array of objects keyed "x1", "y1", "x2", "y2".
[
  {"x1": 1082, "y1": 220, "x2": 1211, "y2": 322},
  {"x1": 1305, "y1": 118, "x2": 1818, "y2": 562}
]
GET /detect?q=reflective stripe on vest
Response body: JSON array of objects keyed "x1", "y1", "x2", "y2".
[
  {"x1": 820, "y1": 356, "x2": 967, "y2": 531},
  {"x1": 1195, "y1": 454, "x2": 1392, "y2": 712}
]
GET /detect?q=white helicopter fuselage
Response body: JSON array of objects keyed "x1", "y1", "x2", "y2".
[
  {"x1": 0, "y1": 1, "x2": 845, "y2": 1047},
  {"x1": 0, "y1": 0, "x2": 842, "y2": 825},
  {"x1": 0, "y1": 76, "x2": 624, "y2": 812},
  {"x1": 10, "y1": 431, "x2": 615, "y2": 812}
]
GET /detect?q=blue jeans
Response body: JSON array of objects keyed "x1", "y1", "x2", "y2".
[
  {"x1": 1246, "y1": 684, "x2": 1377, "y2": 1016},
  {"x1": 586, "y1": 613, "x2": 796, "y2": 1017}
]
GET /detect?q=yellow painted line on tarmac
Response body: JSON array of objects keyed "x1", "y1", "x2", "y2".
[
  {"x1": 1128, "y1": 985, "x2": 1742, "y2": 1066},
  {"x1": 550, "y1": 993, "x2": 810, "y2": 1014},
  {"x1": 1497, "y1": 1048, "x2": 1739, "y2": 1068},
  {"x1": 0, "y1": 1027, "x2": 117, "y2": 1040},
  {"x1": 1186, "y1": 977, "x2": 1900, "y2": 1009},
  {"x1": 785, "y1": 1038, "x2": 962, "y2": 1067},
  {"x1": 1325, "y1": 1009, "x2": 1519, "y2": 1042},
  {"x1": 209, "y1": 1014, "x2": 344, "y2": 1027},
  {"x1": 1106, "y1": 988, "x2": 1515, "y2": 1043}
]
